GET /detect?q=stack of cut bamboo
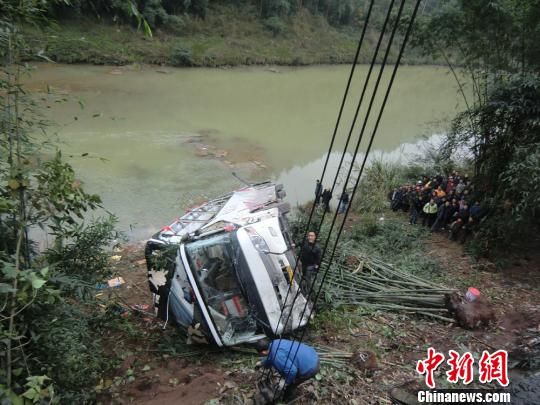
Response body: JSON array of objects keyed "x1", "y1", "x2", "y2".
[
  {"x1": 320, "y1": 254, "x2": 456, "y2": 322},
  {"x1": 316, "y1": 345, "x2": 353, "y2": 368}
]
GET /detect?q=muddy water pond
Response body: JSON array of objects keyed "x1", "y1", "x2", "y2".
[{"x1": 27, "y1": 63, "x2": 464, "y2": 240}]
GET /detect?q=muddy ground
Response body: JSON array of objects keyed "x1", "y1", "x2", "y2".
[{"x1": 96, "y1": 230, "x2": 540, "y2": 404}]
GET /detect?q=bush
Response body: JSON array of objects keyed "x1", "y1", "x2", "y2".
[
  {"x1": 447, "y1": 75, "x2": 540, "y2": 255},
  {"x1": 163, "y1": 14, "x2": 187, "y2": 34},
  {"x1": 190, "y1": 0, "x2": 209, "y2": 19},
  {"x1": 288, "y1": 205, "x2": 324, "y2": 243},
  {"x1": 45, "y1": 216, "x2": 120, "y2": 298},
  {"x1": 263, "y1": 16, "x2": 287, "y2": 36},
  {"x1": 170, "y1": 45, "x2": 194, "y2": 66},
  {"x1": 141, "y1": 0, "x2": 168, "y2": 27},
  {"x1": 30, "y1": 304, "x2": 113, "y2": 403},
  {"x1": 352, "y1": 157, "x2": 407, "y2": 214},
  {"x1": 350, "y1": 215, "x2": 380, "y2": 239}
]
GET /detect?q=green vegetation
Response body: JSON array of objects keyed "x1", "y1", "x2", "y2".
[
  {"x1": 21, "y1": 2, "x2": 437, "y2": 66},
  {"x1": 49, "y1": 0, "x2": 413, "y2": 30},
  {"x1": 24, "y1": 9, "x2": 360, "y2": 66},
  {"x1": 0, "y1": 2, "x2": 124, "y2": 402},
  {"x1": 291, "y1": 206, "x2": 445, "y2": 284},
  {"x1": 412, "y1": 0, "x2": 540, "y2": 257}
]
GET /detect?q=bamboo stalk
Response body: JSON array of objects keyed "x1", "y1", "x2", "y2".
[{"x1": 320, "y1": 252, "x2": 455, "y2": 322}]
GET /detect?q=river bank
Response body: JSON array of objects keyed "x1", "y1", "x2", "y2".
[{"x1": 24, "y1": 6, "x2": 435, "y2": 67}]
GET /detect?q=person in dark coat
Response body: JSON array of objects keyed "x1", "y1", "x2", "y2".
[
  {"x1": 300, "y1": 231, "x2": 321, "y2": 291},
  {"x1": 460, "y1": 216, "x2": 478, "y2": 244},
  {"x1": 409, "y1": 193, "x2": 422, "y2": 225},
  {"x1": 314, "y1": 179, "x2": 322, "y2": 205},
  {"x1": 321, "y1": 188, "x2": 332, "y2": 213},
  {"x1": 390, "y1": 188, "x2": 402, "y2": 211},
  {"x1": 469, "y1": 200, "x2": 482, "y2": 220},
  {"x1": 449, "y1": 217, "x2": 464, "y2": 241},
  {"x1": 338, "y1": 191, "x2": 349, "y2": 214},
  {"x1": 458, "y1": 203, "x2": 470, "y2": 224},
  {"x1": 431, "y1": 200, "x2": 452, "y2": 232},
  {"x1": 401, "y1": 186, "x2": 411, "y2": 213},
  {"x1": 446, "y1": 199, "x2": 458, "y2": 226}
]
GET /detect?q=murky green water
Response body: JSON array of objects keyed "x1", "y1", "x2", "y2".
[{"x1": 27, "y1": 63, "x2": 463, "y2": 240}]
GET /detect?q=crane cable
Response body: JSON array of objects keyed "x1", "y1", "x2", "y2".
[
  {"x1": 270, "y1": 0, "x2": 406, "y2": 396},
  {"x1": 261, "y1": 0, "x2": 397, "y2": 384},
  {"x1": 267, "y1": 0, "x2": 423, "y2": 401},
  {"x1": 262, "y1": 0, "x2": 398, "y2": 370},
  {"x1": 257, "y1": 0, "x2": 376, "y2": 382}
]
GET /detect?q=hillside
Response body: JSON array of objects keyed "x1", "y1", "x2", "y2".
[{"x1": 25, "y1": 5, "x2": 434, "y2": 67}]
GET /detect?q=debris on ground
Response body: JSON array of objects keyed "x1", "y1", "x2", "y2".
[
  {"x1": 96, "y1": 276, "x2": 126, "y2": 290},
  {"x1": 93, "y1": 231, "x2": 540, "y2": 404},
  {"x1": 350, "y1": 350, "x2": 378, "y2": 375},
  {"x1": 108, "y1": 276, "x2": 126, "y2": 288},
  {"x1": 389, "y1": 380, "x2": 422, "y2": 405},
  {"x1": 445, "y1": 291, "x2": 496, "y2": 329},
  {"x1": 511, "y1": 324, "x2": 540, "y2": 369}
]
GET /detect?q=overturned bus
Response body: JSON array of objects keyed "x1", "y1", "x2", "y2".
[{"x1": 145, "y1": 181, "x2": 312, "y2": 347}]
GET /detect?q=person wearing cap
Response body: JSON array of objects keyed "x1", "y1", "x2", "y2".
[{"x1": 254, "y1": 338, "x2": 320, "y2": 402}]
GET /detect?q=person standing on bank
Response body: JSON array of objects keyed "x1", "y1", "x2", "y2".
[
  {"x1": 300, "y1": 231, "x2": 321, "y2": 291},
  {"x1": 321, "y1": 188, "x2": 332, "y2": 213},
  {"x1": 423, "y1": 198, "x2": 438, "y2": 227},
  {"x1": 254, "y1": 338, "x2": 320, "y2": 403},
  {"x1": 314, "y1": 179, "x2": 322, "y2": 205},
  {"x1": 338, "y1": 190, "x2": 349, "y2": 214}
]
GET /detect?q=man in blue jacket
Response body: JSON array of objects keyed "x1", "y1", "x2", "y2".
[{"x1": 255, "y1": 338, "x2": 320, "y2": 402}]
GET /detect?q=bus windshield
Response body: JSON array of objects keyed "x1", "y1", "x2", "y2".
[{"x1": 184, "y1": 233, "x2": 257, "y2": 345}]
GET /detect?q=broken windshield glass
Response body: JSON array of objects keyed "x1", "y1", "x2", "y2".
[{"x1": 184, "y1": 232, "x2": 258, "y2": 345}]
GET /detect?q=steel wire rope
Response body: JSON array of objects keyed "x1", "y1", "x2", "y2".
[
  {"x1": 257, "y1": 0, "x2": 376, "y2": 383},
  {"x1": 270, "y1": 0, "x2": 422, "y2": 401},
  {"x1": 260, "y1": 0, "x2": 397, "y2": 385},
  {"x1": 317, "y1": 0, "x2": 397, "y2": 222}
]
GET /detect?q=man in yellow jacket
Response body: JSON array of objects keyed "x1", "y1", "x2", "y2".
[{"x1": 423, "y1": 198, "x2": 438, "y2": 227}]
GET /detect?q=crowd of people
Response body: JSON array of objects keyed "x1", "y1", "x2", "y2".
[
  {"x1": 310, "y1": 172, "x2": 483, "y2": 244},
  {"x1": 388, "y1": 172, "x2": 484, "y2": 244}
]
